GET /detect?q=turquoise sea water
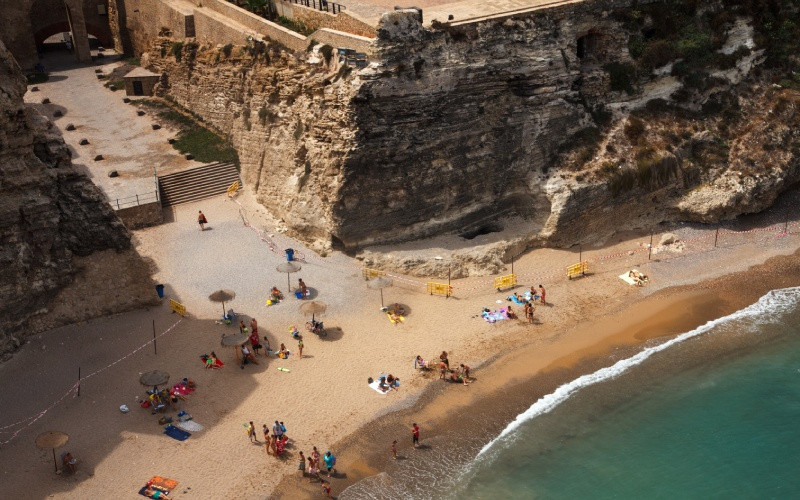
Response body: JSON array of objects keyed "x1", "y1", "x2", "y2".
[
  {"x1": 457, "y1": 287, "x2": 800, "y2": 499},
  {"x1": 341, "y1": 288, "x2": 800, "y2": 499}
]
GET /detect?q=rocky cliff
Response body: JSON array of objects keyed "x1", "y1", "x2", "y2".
[
  {"x1": 141, "y1": 0, "x2": 800, "y2": 266},
  {"x1": 0, "y1": 40, "x2": 156, "y2": 359}
]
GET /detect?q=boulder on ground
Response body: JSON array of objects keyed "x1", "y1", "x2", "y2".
[
  {"x1": 66, "y1": 123, "x2": 75, "y2": 131},
  {"x1": 152, "y1": 124, "x2": 161, "y2": 130},
  {"x1": 79, "y1": 138, "x2": 89, "y2": 145},
  {"x1": 660, "y1": 233, "x2": 679, "y2": 246},
  {"x1": 94, "y1": 154, "x2": 103, "y2": 161},
  {"x1": 108, "y1": 170, "x2": 118, "y2": 177}
]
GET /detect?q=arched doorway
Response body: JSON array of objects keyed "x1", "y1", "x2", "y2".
[{"x1": 29, "y1": 0, "x2": 113, "y2": 63}]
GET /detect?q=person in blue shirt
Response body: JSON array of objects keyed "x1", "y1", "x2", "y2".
[{"x1": 323, "y1": 450, "x2": 336, "y2": 477}]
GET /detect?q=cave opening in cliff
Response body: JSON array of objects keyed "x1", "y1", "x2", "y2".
[
  {"x1": 576, "y1": 31, "x2": 606, "y2": 62},
  {"x1": 459, "y1": 222, "x2": 504, "y2": 240}
]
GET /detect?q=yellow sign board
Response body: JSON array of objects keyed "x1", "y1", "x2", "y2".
[
  {"x1": 566, "y1": 261, "x2": 589, "y2": 279},
  {"x1": 227, "y1": 180, "x2": 240, "y2": 197},
  {"x1": 493, "y1": 273, "x2": 517, "y2": 291},
  {"x1": 426, "y1": 282, "x2": 453, "y2": 297},
  {"x1": 169, "y1": 299, "x2": 186, "y2": 316},
  {"x1": 362, "y1": 267, "x2": 386, "y2": 280}
]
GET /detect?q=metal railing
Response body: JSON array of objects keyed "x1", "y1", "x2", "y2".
[
  {"x1": 110, "y1": 190, "x2": 160, "y2": 210},
  {"x1": 281, "y1": 0, "x2": 346, "y2": 15}
]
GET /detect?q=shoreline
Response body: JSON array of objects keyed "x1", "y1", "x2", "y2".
[
  {"x1": 1, "y1": 188, "x2": 798, "y2": 499},
  {"x1": 276, "y1": 247, "x2": 800, "y2": 498}
]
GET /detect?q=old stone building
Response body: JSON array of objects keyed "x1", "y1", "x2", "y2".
[{"x1": 0, "y1": 0, "x2": 114, "y2": 69}]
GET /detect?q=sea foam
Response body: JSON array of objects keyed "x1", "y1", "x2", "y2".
[{"x1": 476, "y1": 286, "x2": 800, "y2": 458}]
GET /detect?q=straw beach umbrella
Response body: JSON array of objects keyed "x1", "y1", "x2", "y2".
[
  {"x1": 367, "y1": 276, "x2": 393, "y2": 307},
  {"x1": 139, "y1": 370, "x2": 170, "y2": 387},
  {"x1": 221, "y1": 332, "x2": 249, "y2": 361},
  {"x1": 299, "y1": 300, "x2": 327, "y2": 322},
  {"x1": 276, "y1": 261, "x2": 301, "y2": 293},
  {"x1": 209, "y1": 289, "x2": 236, "y2": 318},
  {"x1": 35, "y1": 431, "x2": 69, "y2": 473}
]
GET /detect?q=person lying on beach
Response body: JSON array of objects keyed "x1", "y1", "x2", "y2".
[
  {"x1": 628, "y1": 270, "x2": 649, "y2": 285},
  {"x1": 415, "y1": 355, "x2": 429, "y2": 371},
  {"x1": 390, "y1": 303, "x2": 406, "y2": 316},
  {"x1": 143, "y1": 487, "x2": 168, "y2": 499}
]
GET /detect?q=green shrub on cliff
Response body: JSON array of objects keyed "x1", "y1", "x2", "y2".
[
  {"x1": 171, "y1": 42, "x2": 184, "y2": 62},
  {"x1": 222, "y1": 44, "x2": 233, "y2": 58},
  {"x1": 319, "y1": 45, "x2": 334, "y2": 65},
  {"x1": 603, "y1": 62, "x2": 637, "y2": 94}
]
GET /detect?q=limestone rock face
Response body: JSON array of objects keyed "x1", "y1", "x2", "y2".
[
  {"x1": 143, "y1": 3, "x2": 800, "y2": 262},
  {"x1": 0, "y1": 40, "x2": 154, "y2": 358}
]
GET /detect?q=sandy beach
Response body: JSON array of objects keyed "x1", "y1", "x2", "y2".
[{"x1": 1, "y1": 185, "x2": 799, "y2": 498}]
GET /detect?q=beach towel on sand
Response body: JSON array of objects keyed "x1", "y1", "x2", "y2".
[
  {"x1": 619, "y1": 270, "x2": 647, "y2": 286},
  {"x1": 163, "y1": 424, "x2": 191, "y2": 441},
  {"x1": 483, "y1": 309, "x2": 508, "y2": 323},
  {"x1": 369, "y1": 380, "x2": 390, "y2": 394},
  {"x1": 177, "y1": 420, "x2": 204, "y2": 433}
]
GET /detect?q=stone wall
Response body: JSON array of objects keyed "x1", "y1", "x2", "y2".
[
  {"x1": 0, "y1": 39, "x2": 157, "y2": 358},
  {"x1": 274, "y1": 1, "x2": 376, "y2": 38},
  {"x1": 110, "y1": 0, "x2": 195, "y2": 56},
  {"x1": 116, "y1": 200, "x2": 163, "y2": 229}
]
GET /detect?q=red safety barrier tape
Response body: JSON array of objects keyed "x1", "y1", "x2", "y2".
[{"x1": 0, "y1": 318, "x2": 183, "y2": 445}]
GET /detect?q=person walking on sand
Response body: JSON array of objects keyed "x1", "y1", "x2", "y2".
[
  {"x1": 321, "y1": 480, "x2": 332, "y2": 498},
  {"x1": 539, "y1": 284, "x2": 546, "y2": 305},
  {"x1": 312, "y1": 446, "x2": 321, "y2": 470},
  {"x1": 308, "y1": 456, "x2": 319, "y2": 479},
  {"x1": 298, "y1": 451, "x2": 307, "y2": 477},
  {"x1": 273, "y1": 420, "x2": 285, "y2": 439},
  {"x1": 392, "y1": 440, "x2": 398, "y2": 459},
  {"x1": 298, "y1": 338, "x2": 304, "y2": 359},
  {"x1": 246, "y1": 421, "x2": 257, "y2": 443},
  {"x1": 263, "y1": 425, "x2": 272, "y2": 454},
  {"x1": 323, "y1": 451, "x2": 336, "y2": 477},
  {"x1": 440, "y1": 351, "x2": 449, "y2": 370},
  {"x1": 412, "y1": 423, "x2": 420, "y2": 449},
  {"x1": 524, "y1": 301, "x2": 534, "y2": 324},
  {"x1": 198, "y1": 210, "x2": 207, "y2": 231}
]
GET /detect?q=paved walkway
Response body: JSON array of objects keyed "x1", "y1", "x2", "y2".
[{"x1": 23, "y1": 49, "x2": 203, "y2": 204}]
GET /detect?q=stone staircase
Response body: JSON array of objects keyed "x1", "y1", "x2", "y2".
[{"x1": 158, "y1": 162, "x2": 240, "y2": 207}]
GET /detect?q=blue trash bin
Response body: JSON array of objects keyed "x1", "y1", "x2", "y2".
[
  {"x1": 155, "y1": 284, "x2": 165, "y2": 298},
  {"x1": 285, "y1": 248, "x2": 294, "y2": 262}
]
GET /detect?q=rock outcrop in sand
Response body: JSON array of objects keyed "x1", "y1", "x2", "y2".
[{"x1": 0, "y1": 40, "x2": 156, "y2": 358}]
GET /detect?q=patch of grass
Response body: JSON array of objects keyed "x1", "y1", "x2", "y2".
[
  {"x1": 127, "y1": 56, "x2": 141, "y2": 66},
  {"x1": 105, "y1": 79, "x2": 125, "y2": 91},
  {"x1": 222, "y1": 43, "x2": 233, "y2": 58},
  {"x1": 137, "y1": 102, "x2": 239, "y2": 164},
  {"x1": 27, "y1": 73, "x2": 49, "y2": 84},
  {"x1": 608, "y1": 168, "x2": 637, "y2": 197},
  {"x1": 275, "y1": 16, "x2": 314, "y2": 36},
  {"x1": 293, "y1": 120, "x2": 303, "y2": 140}
]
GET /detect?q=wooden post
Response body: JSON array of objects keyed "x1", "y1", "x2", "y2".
[
  {"x1": 648, "y1": 233, "x2": 653, "y2": 260},
  {"x1": 77, "y1": 366, "x2": 81, "y2": 397},
  {"x1": 784, "y1": 210, "x2": 789, "y2": 234},
  {"x1": 447, "y1": 266, "x2": 451, "y2": 299},
  {"x1": 153, "y1": 320, "x2": 157, "y2": 355},
  {"x1": 579, "y1": 244, "x2": 582, "y2": 263},
  {"x1": 511, "y1": 255, "x2": 514, "y2": 275},
  {"x1": 714, "y1": 227, "x2": 719, "y2": 248}
]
